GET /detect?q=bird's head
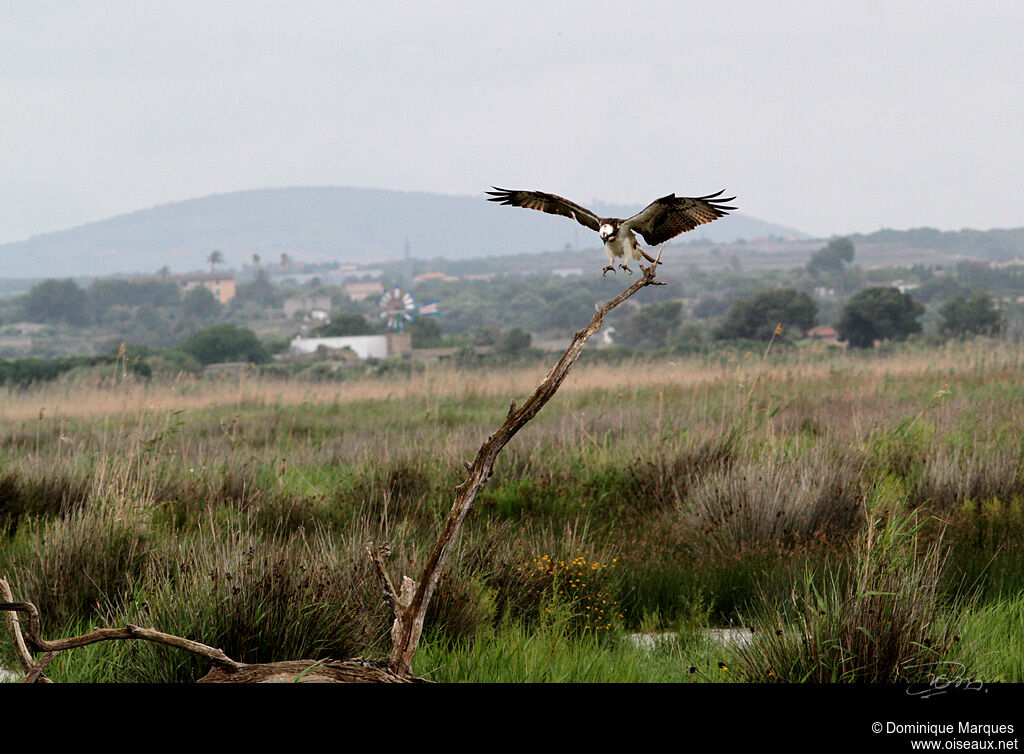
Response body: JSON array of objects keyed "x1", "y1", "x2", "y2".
[{"x1": 599, "y1": 222, "x2": 617, "y2": 242}]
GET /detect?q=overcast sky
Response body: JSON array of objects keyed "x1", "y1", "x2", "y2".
[{"x1": 2, "y1": 0, "x2": 1022, "y2": 244}]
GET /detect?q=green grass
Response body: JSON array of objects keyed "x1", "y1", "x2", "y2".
[
  {"x1": 416, "y1": 596, "x2": 739, "y2": 683},
  {"x1": 953, "y1": 594, "x2": 1024, "y2": 682}
]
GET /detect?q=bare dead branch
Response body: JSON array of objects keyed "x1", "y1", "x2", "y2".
[
  {"x1": 25, "y1": 651, "x2": 57, "y2": 684},
  {"x1": 385, "y1": 256, "x2": 666, "y2": 676},
  {"x1": 2, "y1": 589, "x2": 420, "y2": 682},
  {"x1": 1, "y1": 578, "x2": 40, "y2": 681},
  {"x1": 0, "y1": 597, "x2": 243, "y2": 682}
]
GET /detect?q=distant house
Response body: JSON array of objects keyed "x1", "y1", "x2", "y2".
[
  {"x1": 179, "y1": 273, "x2": 236, "y2": 304},
  {"x1": 805, "y1": 325, "x2": 846, "y2": 348},
  {"x1": 290, "y1": 332, "x2": 411, "y2": 360},
  {"x1": 283, "y1": 294, "x2": 332, "y2": 319},
  {"x1": 344, "y1": 281, "x2": 384, "y2": 301},
  {"x1": 807, "y1": 325, "x2": 839, "y2": 339},
  {"x1": 552, "y1": 268, "x2": 584, "y2": 278},
  {"x1": 889, "y1": 280, "x2": 920, "y2": 294},
  {"x1": 412, "y1": 272, "x2": 458, "y2": 285}
]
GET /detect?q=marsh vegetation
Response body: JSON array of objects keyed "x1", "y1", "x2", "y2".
[{"x1": 2, "y1": 339, "x2": 1022, "y2": 682}]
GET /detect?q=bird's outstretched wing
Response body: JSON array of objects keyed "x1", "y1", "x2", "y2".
[
  {"x1": 622, "y1": 191, "x2": 737, "y2": 246},
  {"x1": 486, "y1": 187, "x2": 601, "y2": 232}
]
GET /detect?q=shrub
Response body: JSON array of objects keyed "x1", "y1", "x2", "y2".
[
  {"x1": 180, "y1": 324, "x2": 270, "y2": 365},
  {"x1": 836, "y1": 286, "x2": 924, "y2": 348},
  {"x1": 681, "y1": 448, "x2": 865, "y2": 556},
  {"x1": 738, "y1": 503, "x2": 961, "y2": 682}
]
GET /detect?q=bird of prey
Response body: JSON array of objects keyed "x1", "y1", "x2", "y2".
[{"x1": 486, "y1": 187, "x2": 736, "y2": 275}]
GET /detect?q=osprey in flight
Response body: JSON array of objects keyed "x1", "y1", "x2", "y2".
[{"x1": 486, "y1": 188, "x2": 736, "y2": 275}]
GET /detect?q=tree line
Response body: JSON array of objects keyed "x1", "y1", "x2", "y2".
[{"x1": 0, "y1": 235, "x2": 1012, "y2": 369}]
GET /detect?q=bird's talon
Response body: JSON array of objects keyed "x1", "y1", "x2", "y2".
[
  {"x1": 620, "y1": 265, "x2": 633, "y2": 275},
  {"x1": 602, "y1": 265, "x2": 615, "y2": 276}
]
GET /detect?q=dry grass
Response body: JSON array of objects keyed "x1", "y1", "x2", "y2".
[
  {"x1": 3, "y1": 338, "x2": 1021, "y2": 424},
  {"x1": 681, "y1": 445, "x2": 867, "y2": 556}
]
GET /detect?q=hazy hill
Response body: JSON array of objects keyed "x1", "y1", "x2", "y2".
[
  {"x1": 0, "y1": 186, "x2": 807, "y2": 279},
  {"x1": 848, "y1": 227, "x2": 1024, "y2": 262}
]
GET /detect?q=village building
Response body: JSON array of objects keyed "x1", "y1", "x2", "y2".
[
  {"x1": 343, "y1": 281, "x2": 385, "y2": 301},
  {"x1": 179, "y1": 273, "x2": 236, "y2": 304},
  {"x1": 283, "y1": 294, "x2": 332, "y2": 319},
  {"x1": 551, "y1": 268, "x2": 583, "y2": 278},
  {"x1": 289, "y1": 332, "x2": 412, "y2": 360},
  {"x1": 805, "y1": 325, "x2": 846, "y2": 348},
  {"x1": 412, "y1": 272, "x2": 458, "y2": 285}
]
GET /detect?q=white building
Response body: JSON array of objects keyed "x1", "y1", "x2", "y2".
[{"x1": 289, "y1": 332, "x2": 411, "y2": 360}]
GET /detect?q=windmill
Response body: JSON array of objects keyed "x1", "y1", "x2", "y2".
[{"x1": 378, "y1": 287, "x2": 439, "y2": 332}]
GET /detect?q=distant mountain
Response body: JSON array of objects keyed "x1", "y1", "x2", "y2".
[
  {"x1": 848, "y1": 227, "x2": 1024, "y2": 262},
  {"x1": 0, "y1": 186, "x2": 808, "y2": 279}
]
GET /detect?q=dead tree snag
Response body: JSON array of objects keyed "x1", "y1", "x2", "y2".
[{"x1": 370, "y1": 253, "x2": 666, "y2": 677}]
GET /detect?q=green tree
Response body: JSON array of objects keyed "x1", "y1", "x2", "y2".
[
  {"x1": 207, "y1": 250, "x2": 224, "y2": 272},
  {"x1": 714, "y1": 288, "x2": 817, "y2": 341},
  {"x1": 693, "y1": 295, "x2": 728, "y2": 319},
  {"x1": 495, "y1": 327, "x2": 532, "y2": 355},
  {"x1": 120, "y1": 305, "x2": 175, "y2": 348},
  {"x1": 88, "y1": 279, "x2": 180, "y2": 320},
  {"x1": 615, "y1": 301, "x2": 684, "y2": 349},
  {"x1": 539, "y1": 290, "x2": 597, "y2": 331},
  {"x1": 913, "y1": 276, "x2": 968, "y2": 304},
  {"x1": 311, "y1": 313, "x2": 379, "y2": 337},
  {"x1": 180, "y1": 324, "x2": 270, "y2": 365},
  {"x1": 408, "y1": 317, "x2": 443, "y2": 348},
  {"x1": 470, "y1": 326, "x2": 500, "y2": 347},
  {"x1": 23, "y1": 279, "x2": 90, "y2": 325},
  {"x1": 835, "y1": 286, "x2": 925, "y2": 348},
  {"x1": 807, "y1": 237, "x2": 855, "y2": 276},
  {"x1": 235, "y1": 269, "x2": 279, "y2": 307},
  {"x1": 938, "y1": 292, "x2": 1004, "y2": 338},
  {"x1": 181, "y1": 286, "x2": 223, "y2": 322}
]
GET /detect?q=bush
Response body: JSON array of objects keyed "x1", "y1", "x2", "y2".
[
  {"x1": 938, "y1": 292, "x2": 1004, "y2": 338},
  {"x1": 181, "y1": 286, "x2": 222, "y2": 322},
  {"x1": 738, "y1": 503, "x2": 961, "y2": 682},
  {"x1": 714, "y1": 288, "x2": 817, "y2": 341},
  {"x1": 495, "y1": 328, "x2": 532, "y2": 356},
  {"x1": 22, "y1": 279, "x2": 90, "y2": 325},
  {"x1": 835, "y1": 286, "x2": 924, "y2": 348},
  {"x1": 180, "y1": 324, "x2": 270, "y2": 365},
  {"x1": 311, "y1": 314, "x2": 379, "y2": 337}
]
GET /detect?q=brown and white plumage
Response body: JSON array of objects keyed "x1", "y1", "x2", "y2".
[
  {"x1": 486, "y1": 187, "x2": 736, "y2": 275},
  {"x1": 485, "y1": 188, "x2": 602, "y2": 232}
]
